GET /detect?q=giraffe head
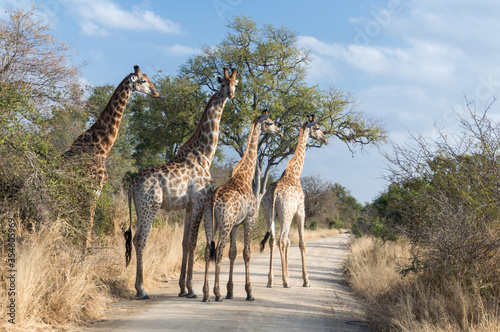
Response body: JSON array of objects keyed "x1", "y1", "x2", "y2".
[
  {"x1": 217, "y1": 68, "x2": 238, "y2": 99},
  {"x1": 258, "y1": 109, "x2": 283, "y2": 137},
  {"x1": 306, "y1": 114, "x2": 327, "y2": 144},
  {"x1": 130, "y1": 65, "x2": 160, "y2": 98}
]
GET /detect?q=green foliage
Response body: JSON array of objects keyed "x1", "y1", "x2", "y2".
[
  {"x1": 181, "y1": 16, "x2": 385, "y2": 198},
  {"x1": 375, "y1": 99, "x2": 500, "y2": 297},
  {"x1": 127, "y1": 75, "x2": 209, "y2": 168}
]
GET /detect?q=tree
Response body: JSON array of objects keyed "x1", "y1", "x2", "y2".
[
  {"x1": 127, "y1": 75, "x2": 209, "y2": 168},
  {"x1": 0, "y1": 6, "x2": 86, "y2": 229},
  {"x1": 379, "y1": 98, "x2": 500, "y2": 289},
  {"x1": 181, "y1": 16, "x2": 385, "y2": 203}
]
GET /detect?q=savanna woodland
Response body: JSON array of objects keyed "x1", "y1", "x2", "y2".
[{"x1": 1, "y1": 5, "x2": 498, "y2": 332}]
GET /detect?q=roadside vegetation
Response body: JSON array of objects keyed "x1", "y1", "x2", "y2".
[
  {"x1": 0, "y1": 6, "x2": 381, "y2": 331},
  {"x1": 346, "y1": 100, "x2": 500, "y2": 331}
]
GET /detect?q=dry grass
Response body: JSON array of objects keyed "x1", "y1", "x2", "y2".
[
  {"x1": 345, "y1": 236, "x2": 500, "y2": 331},
  {"x1": 0, "y1": 218, "x2": 185, "y2": 331}
]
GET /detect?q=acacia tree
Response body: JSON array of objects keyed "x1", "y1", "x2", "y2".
[{"x1": 181, "y1": 16, "x2": 385, "y2": 202}]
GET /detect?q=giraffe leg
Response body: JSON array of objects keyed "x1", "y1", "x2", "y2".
[
  {"x1": 267, "y1": 230, "x2": 276, "y2": 288},
  {"x1": 186, "y1": 200, "x2": 206, "y2": 298},
  {"x1": 85, "y1": 200, "x2": 97, "y2": 248},
  {"x1": 243, "y1": 221, "x2": 254, "y2": 301},
  {"x1": 226, "y1": 226, "x2": 238, "y2": 299},
  {"x1": 278, "y1": 218, "x2": 292, "y2": 288},
  {"x1": 133, "y1": 216, "x2": 154, "y2": 299},
  {"x1": 202, "y1": 205, "x2": 213, "y2": 302},
  {"x1": 214, "y1": 229, "x2": 228, "y2": 302},
  {"x1": 283, "y1": 236, "x2": 291, "y2": 288},
  {"x1": 297, "y1": 205, "x2": 310, "y2": 287},
  {"x1": 202, "y1": 241, "x2": 212, "y2": 302},
  {"x1": 178, "y1": 208, "x2": 192, "y2": 297}
]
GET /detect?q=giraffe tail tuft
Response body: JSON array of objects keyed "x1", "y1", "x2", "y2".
[
  {"x1": 210, "y1": 241, "x2": 216, "y2": 261},
  {"x1": 125, "y1": 185, "x2": 133, "y2": 267},
  {"x1": 124, "y1": 229, "x2": 132, "y2": 266},
  {"x1": 260, "y1": 231, "x2": 270, "y2": 252}
]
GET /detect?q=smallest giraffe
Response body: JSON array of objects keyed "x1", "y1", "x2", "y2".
[
  {"x1": 260, "y1": 115, "x2": 327, "y2": 288},
  {"x1": 202, "y1": 110, "x2": 283, "y2": 302}
]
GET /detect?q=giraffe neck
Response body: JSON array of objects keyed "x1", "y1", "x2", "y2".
[
  {"x1": 90, "y1": 76, "x2": 133, "y2": 157},
  {"x1": 231, "y1": 120, "x2": 261, "y2": 186},
  {"x1": 175, "y1": 89, "x2": 227, "y2": 169},
  {"x1": 283, "y1": 126, "x2": 310, "y2": 181}
]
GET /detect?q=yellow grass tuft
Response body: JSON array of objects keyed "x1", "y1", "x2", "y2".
[{"x1": 345, "y1": 236, "x2": 500, "y2": 331}]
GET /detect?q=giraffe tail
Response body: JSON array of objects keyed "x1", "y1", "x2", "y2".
[
  {"x1": 260, "y1": 232, "x2": 270, "y2": 252},
  {"x1": 124, "y1": 185, "x2": 133, "y2": 267},
  {"x1": 260, "y1": 187, "x2": 277, "y2": 253},
  {"x1": 208, "y1": 193, "x2": 217, "y2": 261}
]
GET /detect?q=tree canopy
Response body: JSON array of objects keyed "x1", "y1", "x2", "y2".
[{"x1": 180, "y1": 16, "x2": 385, "y2": 200}]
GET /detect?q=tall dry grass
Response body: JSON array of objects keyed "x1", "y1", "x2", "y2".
[
  {"x1": 0, "y1": 217, "x2": 185, "y2": 331},
  {"x1": 345, "y1": 236, "x2": 500, "y2": 331}
]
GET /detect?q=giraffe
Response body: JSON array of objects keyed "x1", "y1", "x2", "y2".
[
  {"x1": 202, "y1": 110, "x2": 283, "y2": 302},
  {"x1": 259, "y1": 115, "x2": 327, "y2": 288},
  {"x1": 124, "y1": 68, "x2": 238, "y2": 299},
  {"x1": 62, "y1": 65, "x2": 159, "y2": 247}
]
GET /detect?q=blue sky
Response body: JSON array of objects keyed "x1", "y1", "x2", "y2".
[{"x1": 2, "y1": 0, "x2": 500, "y2": 203}]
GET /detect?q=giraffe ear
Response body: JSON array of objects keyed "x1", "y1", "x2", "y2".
[{"x1": 216, "y1": 76, "x2": 223, "y2": 84}]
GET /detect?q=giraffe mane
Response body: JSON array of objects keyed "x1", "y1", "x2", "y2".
[
  {"x1": 176, "y1": 93, "x2": 218, "y2": 155},
  {"x1": 231, "y1": 118, "x2": 259, "y2": 177},
  {"x1": 283, "y1": 121, "x2": 308, "y2": 176}
]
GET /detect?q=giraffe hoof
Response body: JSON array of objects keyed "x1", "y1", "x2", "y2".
[
  {"x1": 178, "y1": 292, "x2": 188, "y2": 297},
  {"x1": 202, "y1": 298, "x2": 210, "y2": 303},
  {"x1": 186, "y1": 293, "x2": 198, "y2": 299},
  {"x1": 266, "y1": 283, "x2": 273, "y2": 288},
  {"x1": 283, "y1": 283, "x2": 291, "y2": 288},
  {"x1": 215, "y1": 296, "x2": 223, "y2": 302},
  {"x1": 225, "y1": 294, "x2": 233, "y2": 300},
  {"x1": 246, "y1": 296, "x2": 255, "y2": 301},
  {"x1": 137, "y1": 294, "x2": 150, "y2": 300},
  {"x1": 303, "y1": 282, "x2": 311, "y2": 287}
]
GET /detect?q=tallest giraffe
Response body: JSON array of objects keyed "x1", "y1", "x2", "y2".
[
  {"x1": 63, "y1": 65, "x2": 159, "y2": 247},
  {"x1": 125, "y1": 68, "x2": 238, "y2": 299}
]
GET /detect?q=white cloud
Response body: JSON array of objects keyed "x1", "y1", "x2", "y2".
[
  {"x1": 64, "y1": 0, "x2": 182, "y2": 36},
  {"x1": 147, "y1": 43, "x2": 201, "y2": 57}
]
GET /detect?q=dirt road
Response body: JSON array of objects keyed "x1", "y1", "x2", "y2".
[{"x1": 84, "y1": 233, "x2": 369, "y2": 331}]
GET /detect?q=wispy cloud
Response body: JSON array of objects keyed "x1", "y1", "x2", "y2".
[
  {"x1": 64, "y1": 0, "x2": 182, "y2": 36},
  {"x1": 149, "y1": 43, "x2": 202, "y2": 56}
]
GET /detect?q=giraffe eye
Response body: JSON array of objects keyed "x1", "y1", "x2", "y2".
[{"x1": 140, "y1": 79, "x2": 146, "y2": 84}]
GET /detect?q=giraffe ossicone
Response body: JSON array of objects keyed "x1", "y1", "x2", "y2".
[
  {"x1": 260, "y1": 114, "x2": 327, "y2": 288},
  {"x1": 202, "y1": 109, "x2": 283, "y2": 303},
  {"x1": 124, "y1": 68, "x2": 238, "y2": 300},
  {"x1": 62, "y1": 65, "x2": 159, "y2": 248}
]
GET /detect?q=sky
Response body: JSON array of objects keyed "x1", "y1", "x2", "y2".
[{"x1": 2, "y1": 0, "x2": 500, "y2": 203}]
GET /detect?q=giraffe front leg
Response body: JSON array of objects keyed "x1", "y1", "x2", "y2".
[
  {"x1": 178, "y1": 209, "x2": 192, "y2": 297},
  {"x1": 186, "y1": 202, "x2": 206, "y2": 298},
  {"x1": 214, "y1": 232, "x2": 228, "y2": 302},
  {"x1": 202, "y1": 242, "x2": 212, "y2": 302},
  {"x1": 226, "y1": 226, "x2": 238, "y2": 299},
  {"x1": 243, "y1": 222, "x2": 254, "y2": 301}
]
